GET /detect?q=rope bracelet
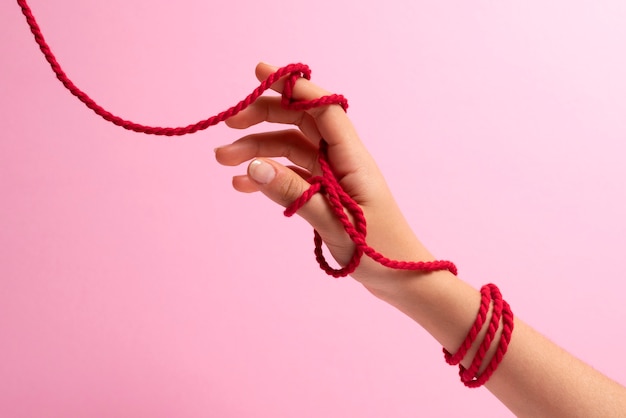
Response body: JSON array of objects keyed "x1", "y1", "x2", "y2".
[
  {"x1": 18, "y1": 0, "x2": 514, "y2": 387},
  {"x1": 444, "y1": 284, "x2": 514, "y2": 387}
]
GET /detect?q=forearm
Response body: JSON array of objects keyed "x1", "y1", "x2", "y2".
[{"x1": 365, "y1": 270, "x2": 626, "y2": 417}]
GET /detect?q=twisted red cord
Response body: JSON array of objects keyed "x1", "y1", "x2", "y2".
[
  {"x1": 443, "y1": 285, "x2": 492, "y2": 366},
  {"x1": 443, "y1": 284, "x2": 515, "y2": 388},
  {"x1": 460, "y1": 284, "x2": 504, "y2": 381},
  {"x1": 17, "y1": 0, "x2": 456, "y2": 278},
  {"x1": 18, "y1": 0, "x2": 512, "y2": 387},
  {"x1": 18, "y1": 0, "x2": 327, "y2": 135},
  {"x1": 17, "y1": 0, "x2": 513, "y2": 387},
  {"x1": 464, "y1": 299, "x2": 514, "y2": 388}
]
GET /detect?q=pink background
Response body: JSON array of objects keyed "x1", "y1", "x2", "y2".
[{"x1": 2, "y1": 1, "x2": 626, "y2": 416}]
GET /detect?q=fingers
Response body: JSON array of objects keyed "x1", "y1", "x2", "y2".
[
  {"x1": 241, "y1": 158, "x2": 348, "y2": 242},
  {"x1": 236, "y1": 62, "x2": 364, "y2": 150},
  {"x1": 226, "y1": 96, "x2": 322, "y2": 143},
  {"x1": 215, "y1": 130, "x2": 318, "y2": 173},
  {"x1": 244, "y1": 157, "x2": 358, "y2": 266},
  {"x1": 215, "y1": 132, "x2": 353, "y2": 251},
  {"x1": 254, "y1": 62, "x2": 335, "y2": 109},
  {"x1": 232, "y1": 166, "x2": 313, "y2": 194},
  {"x1": 245, "y1": 159, "x2": 308, "y2": 207},
  {"x1": 231, "y1": 175, "x2": 260, "y2": 193}
]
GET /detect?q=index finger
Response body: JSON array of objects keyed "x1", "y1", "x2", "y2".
[{"x1": 255, "y1": 62, "x2": 363, "y2": 149}]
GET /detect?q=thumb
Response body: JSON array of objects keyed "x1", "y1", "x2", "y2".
[
  {"x1": 246, "y1": 158, "x2": 345, "y2": 237},
  {"x1": 246, "y1": 158, "x2": 357, "y2": 268},
  {"x1": 247, "y1": 158, "x2": 313, "y2": 210}
]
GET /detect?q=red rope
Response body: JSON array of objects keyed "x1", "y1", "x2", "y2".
[
  {"x1": 443, "y1": 285, "x2": 492, "y2": 366},
  {"x1": 17, "y1": 0, "x2": 456, "y2": 278},
  {"x1": 464, "y1": 299, "x2": 514, "y2": 388},
  {"x1": 17, "y1": 0, "x2": 513, "y2": 387},
  {"x1": 17, "y1": 0, "x2": 333, "y2": 135},
  {"x1": 444, "y1": 284, "x2": 515, "y2": 388}
]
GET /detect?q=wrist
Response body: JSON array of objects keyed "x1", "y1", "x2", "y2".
[{"x1": 360, "y1": 269, "x2": 483, "y2": 354}]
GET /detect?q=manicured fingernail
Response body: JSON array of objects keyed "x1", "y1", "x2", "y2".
[{"x1": 248, "y1": 159, "x2": 275, "y2": 184}]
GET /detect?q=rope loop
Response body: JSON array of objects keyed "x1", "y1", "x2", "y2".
[{"x1": 18, "y1": 0, "x2": 454, "y2": 278}]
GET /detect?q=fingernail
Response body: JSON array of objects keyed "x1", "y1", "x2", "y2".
[{"x1": 248, "y1": 159, "x2": 276, "y2": 184}]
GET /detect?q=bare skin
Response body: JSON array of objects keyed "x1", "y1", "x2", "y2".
[{"x1": 215, "y1": 62, "x2": 626, "y2": 417}]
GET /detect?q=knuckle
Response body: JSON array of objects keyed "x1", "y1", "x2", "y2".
[
  {"x1": 307, "y1": 106, "x2": 330, "y2": 120},
  {"x1": 277, "y1": 174, "x2": 303, "y2": 205}
]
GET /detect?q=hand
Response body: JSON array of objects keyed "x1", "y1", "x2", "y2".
[{"x1": 215, "y1": 62, "x2": 437, "y2": 290}]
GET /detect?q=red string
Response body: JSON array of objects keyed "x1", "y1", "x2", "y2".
[
  {"x1": 464, "y1": 299, "x2": 514, "y2": 388},
  {"x1": 443, "y1": 285, "x2": 492, "y2": 366},
  {"x1": 17, "y1": 0, "x2": 512, "y2": 387},
  {"x1": 17, "y1": 0, "x2": 456, "y2": 278},
  {"x1": 18, "y1": 0, "x2": 326, "y2": 135},
  {"x1": 460, "y1": 284, "x2": 504, "y2": 382},
  {"x1": 444, "y1": 284, "x2": 515, "y2": 388}
]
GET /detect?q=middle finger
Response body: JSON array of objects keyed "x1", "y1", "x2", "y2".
[
  {"x1": 225, "y1": 96, "x2": 322, "y2": 144},
  {"x1": 215, "y1": 129, "x2": 319, "y2": 173}
]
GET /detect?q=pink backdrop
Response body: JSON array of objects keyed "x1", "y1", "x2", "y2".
[{"x1": 2, "y1": 1, "x2": 626, "y2": 416}]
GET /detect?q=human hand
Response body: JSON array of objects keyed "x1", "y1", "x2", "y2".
[{"x1": 215, "y1": 62, "x2": 439, "y2": 290}]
